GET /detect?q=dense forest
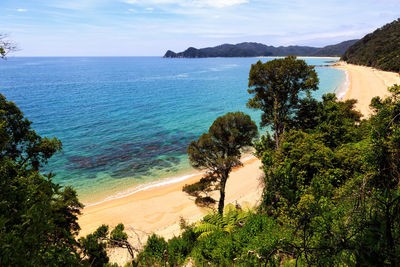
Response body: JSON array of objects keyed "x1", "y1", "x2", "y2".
[
  {"x1": 2, "y1": 56, "x2": 400, "y2": 266},
  {"x1": 164, "y1": 40, "x2": 357, "y2": 58},
  {"x1": 341, "y1": 18, "x2": 400, "y2": 72}
]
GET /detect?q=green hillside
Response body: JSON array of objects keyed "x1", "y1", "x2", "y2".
[
  {"x1": 341, "y1": 18, "x2": 400, "y2": 72},
  {"x1": 164, "y1": 40, "x2": 358, "y2": 58}
]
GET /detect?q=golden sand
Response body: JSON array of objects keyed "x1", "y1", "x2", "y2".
[
  {"x1": 333, "y1": 61, "x2": 400, "y2": 117},
  {"x1": 78, "y1": 157, "x2": 263, "y2": 238}
]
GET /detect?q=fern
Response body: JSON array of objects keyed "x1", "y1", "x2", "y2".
[{"x1": 194, "y1": 205, "x2": 253, "y2": 238}]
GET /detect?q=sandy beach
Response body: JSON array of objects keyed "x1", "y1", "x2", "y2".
[
  {"x1": 78, "y1": 156, "x2": 264, "y2": 238},
  {"x1": 77, "y1": 60, "x2": 400, "y2": 264},
  {"x1": 333, "y1": 61, "x2": 400, "y2": 116},
  {"x1": 79, "y1": 156, "x2": 263, "y2": 263}
]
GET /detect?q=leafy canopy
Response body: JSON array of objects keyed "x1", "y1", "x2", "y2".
[
  {"x1": 247, "y1": 56, "x2": 319, "y2": 148},
  {"x1": 0, "y1": 94, "x2": 83, "y2": 266},
  {"x1": 185, "y1": 111, "x2": 258, "y2": 214}
]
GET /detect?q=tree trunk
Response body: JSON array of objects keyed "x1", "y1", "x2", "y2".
[
  {"x1": 273, "y1": 97, "x2": 281, "y2": 150},
  {"x1": 274, "y1": 126, "x2": 280, "y2": 150},
  {"x1": 218, "y1": 173, "x2": 228, "y2": 214}
]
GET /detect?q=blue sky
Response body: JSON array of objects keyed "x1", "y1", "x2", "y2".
[{"x1": 1, "y1": 0, "x2": 399, "y2": 56}]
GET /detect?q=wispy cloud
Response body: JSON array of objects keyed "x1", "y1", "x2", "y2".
[
  {"x1": 122, "y1": 0, "x2": 249, "y2": 8},
  {"x1": 2, "y1": 0, "x2": 399, "y2": 55}
]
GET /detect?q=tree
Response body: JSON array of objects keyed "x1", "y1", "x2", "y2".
[
  {"x1": 0, "y1": 94, "x2": 83, "y2": 266},
  {"x1": 355, "y1": 84, "x2": 400, "y2": 265},
  {"x1": 293, "y1": 93, "x2": 363, "y2": 148},
  {"x1": 184, "y1": 112, "x2": 258, "y2": 214},
  {"x1": 0, "y1": 94, "x2": 62, "y2": 169},
  {"x1": 247, "y1": 56, "x2": 319, "y2": 149},
  {"x1": 0, "y1": 34, "x2": 17, "y2": 59},
  {"x1": 79, "y1": 232, "x2": 109, "y2": 267}
]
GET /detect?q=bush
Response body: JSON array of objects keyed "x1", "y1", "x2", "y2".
[{"x1": 136, "y1": 234, "x2": 167, "y2": 266}]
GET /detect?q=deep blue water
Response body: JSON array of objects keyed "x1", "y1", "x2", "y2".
[{"x1": 0, "y1": 57, "x2": 345, "y2": 203}]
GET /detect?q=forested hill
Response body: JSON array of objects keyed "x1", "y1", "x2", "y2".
[
  {"x1": 341, "y1": 18, "x2": 400, "y2": 72},
  {"x1": 163, "y1": 40, "x2": 358, "y2": 58}
]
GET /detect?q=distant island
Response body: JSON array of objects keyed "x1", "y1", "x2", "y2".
[
  {"x1": 164, "y1": 40, "x2": 358, "y2": 58},
  {"x1": 342, "y1": 18, "x2": 400, "y2": 73}
]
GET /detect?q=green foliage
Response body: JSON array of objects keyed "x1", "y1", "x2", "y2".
[
  {"x1": 342, "y1": 18, "x2": 400, "y2": 72},
  {"x1": 110, "y1": 223, "x2": 129, "y2": 242},
  {"x1": 191, "y1": 213, "x2": 293, "y2": 266},
  {"x1": 136, "y1": 85, "x2": 400, "y2": 265},
  {"x1": 0, "y1": 94, "x2": 83, "y2": 266},
  {"x1": 293, "y1": 93, "x2": 363, "y2": 147},
  {"x1": 194, "y1": 204, "x2": 250, "y2": 239},
  {"x1": 166, "y1": 228, "x2": 198, "y2": 266},
  {"x1": 352, "y1": 84, "x2": 400, "y2": 265},
  {"x1": 186, "y1": 111, "x2": 258, "y2": 214},
  {"x1": 136, "y1": 234, "x2": 168, "y2": 266},
  {"x1": 79, "y1": 233, "x2": 109, "y2": 267},
  {"x1": 247, "y1": 56, "x2": 319, "y2": 148},
  {"x1": 0, "y1": 94, "x2": 62, "y2": 169},
  {"x1": 94, "y1": 224, "x2": 109, "y2": 239},
  {"x1": 255, "y1": 86, "x2": 400, "y2": 265},
  {"x1": 183, "y1": 176, "x2": 217, "y2": 207},
  {"x1": 134, "y1": 68, "x2": 400, "y2": 267}
]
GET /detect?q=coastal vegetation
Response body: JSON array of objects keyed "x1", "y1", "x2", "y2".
[
  {"x1": 247, "y1": 56, "x2": 319, "y2": 148},
  {"x1": 164, "y1": 40, "x2": 358, "y2": 58},
  {"x1": 183, "y1": 112, "x2": 258, "y2": 213},
  {"x1": 133, "y1": 57, "x2": 400, "y2": 266},
  {"x1": 0, "y1": 94, "x2": 83, "y2": 265},
  {"x1": 342, "y1": 18, "x2": 400, "y2": 72},
  {"x1": 2, "y1": 52, "x2": 400, "y2": 266}
]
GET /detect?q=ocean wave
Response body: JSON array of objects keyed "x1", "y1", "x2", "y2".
[{"x1": 336, "y1": 69, "x2": 350, "y2": 100}]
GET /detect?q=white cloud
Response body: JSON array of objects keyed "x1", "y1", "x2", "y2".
[
  {"x1": 17, "y1": 9, "x2": 28, "y2": 12},
  {"x1": 122, "y1": 0, "x2": 249, "y2": 8},
  {"x1": 197, "y1": 0, "x2": 249, "y2": 8}
]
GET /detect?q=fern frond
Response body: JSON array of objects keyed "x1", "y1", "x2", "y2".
[{"x1": 195, "y1": 222, "x2": 219, "y2": 234}]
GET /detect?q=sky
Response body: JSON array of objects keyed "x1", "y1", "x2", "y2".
[{"x1": 1, "y1": 0, "x2": 399, "y2": 56}]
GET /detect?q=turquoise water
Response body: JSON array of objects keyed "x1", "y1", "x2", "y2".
[{"x1": 0, "y1": 57, "x2": 345, "y2": 204}]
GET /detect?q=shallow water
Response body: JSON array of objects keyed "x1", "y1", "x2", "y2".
[{"x1": 0, "y1": 57, "x2": 345, "y2": 204}]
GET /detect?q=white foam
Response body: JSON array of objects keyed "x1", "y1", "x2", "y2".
[
  {"x1": 85, "y1": 155, "x2": 255, "y2": 207},
  {"x1": 336, "y1": 69, "x2": 350, "y2": 100}
]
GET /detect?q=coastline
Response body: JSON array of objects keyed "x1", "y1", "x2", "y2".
[
  {"x1": 78, "y1": 156, "x2": 263, "y2": 237},
  {"x1": 332, "y1": 61, "x2": 400, "y2": 116},
  {"x1": 74, "y1": 59, "x2": 394, "y2": 265},
  {"x1": 77, "y1": 58, "x2": 349, "y2": 240}
]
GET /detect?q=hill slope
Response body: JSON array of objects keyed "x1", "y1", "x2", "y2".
[
  {"x1": 164, "y1": 40, "x2": 358, "y2": 58},
  {"x1": 341, "y1": 18, "x2": 400, "y2": 72}
]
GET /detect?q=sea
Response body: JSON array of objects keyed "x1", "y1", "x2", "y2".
[{"x1": 0, "y1": 57, "x2": 346, "y2": 205}]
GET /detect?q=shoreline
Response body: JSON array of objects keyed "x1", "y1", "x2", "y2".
[
  {"x1": 78, "y1": 156, "x2": 263, "y2": 237},
  {"x1": 77, "y1": 59, "x2": 382, "y2": 265},
  {"x1": 335, "y1": 67, "x2": 350, "y2": 100},
  {"x1": 84, "y1": 154, "x2": 255, "y2": 207},
  {"x1": 77, "y1": 58, "x2": 346, "y2": 242},
  {"x1": 78, "y1": 156, "x2": 263, "y2": 265},
  {"x1": 332, "y1": 61, "x2": 400, "y2": 116}
]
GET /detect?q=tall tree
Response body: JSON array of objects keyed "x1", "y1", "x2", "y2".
[
  {"x1": 184, "y1": 112, "x2": 258, "y2": 214},
  {"x1": 0, "y1": 94, "x2": 83, "y2": 266},
  {"x1": 247, "y1": 56, "x2": 319, "y2": 148}
]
